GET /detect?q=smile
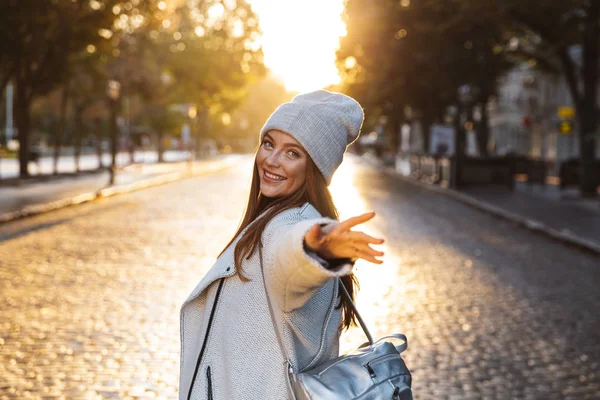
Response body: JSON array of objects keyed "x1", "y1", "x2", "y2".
[{"x1": 264, "y1": 170, "x2": 286, "y2": 181}]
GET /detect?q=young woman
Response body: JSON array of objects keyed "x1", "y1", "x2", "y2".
[{"x1": 179, "y1": 90, "x2": 385, "y2": 400}]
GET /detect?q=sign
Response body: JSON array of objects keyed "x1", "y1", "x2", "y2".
[
  {"x1": 429, "y1": 124, "x2": 455, "y2": 155},
  {"x1": 558, "y1": 120, "x2": 573, "y2": 135},
  {"x1": 557, "y1": 106, "x2": 575, "y2": 120}
]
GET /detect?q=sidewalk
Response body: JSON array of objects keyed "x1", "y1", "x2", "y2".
[
  {"x1": 359, "y1": 154, "x2": 600, "y2": 255},
  {"x1": 0, "y1": 150, "x2": 193, "y2": 179},
  {"x1": 462, "y1": 182, "x2": 600, "y2": 243},
  {"x1": 0, "y1": 154, "x2": 244, "y2": 223}
]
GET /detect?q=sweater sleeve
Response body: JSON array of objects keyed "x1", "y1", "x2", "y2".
[{"x1": 263, "y1": 217, "x2": 355, "y2": 312}]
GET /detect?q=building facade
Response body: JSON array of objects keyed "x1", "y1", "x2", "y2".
[{"x1": 490, "y1": 47, "x2": 600, "y2": 174}]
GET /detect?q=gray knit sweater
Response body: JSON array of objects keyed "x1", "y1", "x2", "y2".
[{"x1": 179, "y1": 203, "x2": 354, "y2": 400}]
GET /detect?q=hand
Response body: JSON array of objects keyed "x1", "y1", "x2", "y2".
[{"x1": 304, "y1": 212, "x2": 385, "y2": 264}]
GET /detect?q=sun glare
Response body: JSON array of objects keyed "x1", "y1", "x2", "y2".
[{"x1": 249, "y1": 0, "x2": 346, "y2": 93}]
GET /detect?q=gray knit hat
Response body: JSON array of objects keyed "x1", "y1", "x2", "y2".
[{"x1": 259, "y1": 90, "x2": 364, "y2": 185}]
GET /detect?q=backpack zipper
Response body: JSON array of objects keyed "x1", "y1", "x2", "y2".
[{"x1": 187, "y1": 278, "x2": 225, "y2": 400}]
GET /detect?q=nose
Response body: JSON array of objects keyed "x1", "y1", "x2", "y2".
[{"x1": 264, "y1": 150, "x2": 281, "y2": 168}]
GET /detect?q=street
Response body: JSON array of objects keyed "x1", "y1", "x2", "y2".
[{"x1": 1, "y1": 155, "x2": 599, "y2": 400}]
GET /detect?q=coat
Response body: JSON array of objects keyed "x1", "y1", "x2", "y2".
[{"x1": 179, "y1": 202, "x2": 354, "y2": 400}]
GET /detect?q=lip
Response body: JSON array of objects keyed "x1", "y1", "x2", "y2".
[{"x1": 263, "y1": 168, "x2": 287, "y2": 183}]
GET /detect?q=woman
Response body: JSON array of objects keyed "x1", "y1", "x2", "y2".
[{"x1": 179, "y1": 90, "x2": 385, "y2": 400}]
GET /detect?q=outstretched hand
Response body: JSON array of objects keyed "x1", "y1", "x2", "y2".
[{"x1": 304, "y1": 212, "x2": 384, "y2": 264}]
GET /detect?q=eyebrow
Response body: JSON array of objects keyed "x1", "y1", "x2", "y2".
[{"x1": 264, "y1": 133, "x2": 306, "y2": 154}]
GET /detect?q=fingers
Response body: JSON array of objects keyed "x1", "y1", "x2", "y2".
[
  {"x1": 347, "y1": 231, "x2": 384, "y2": 245},
  {"x1": 349, "y1": 242, "x2": 383, "y2": 264},
  {"x1": 336, "y1": 212, "x2": 376, "y2": 232},
  {"x1": 355, "y1": 242, "x2": 384, "y2": 257},
  {"x1": 358, "y1": 253, "x2": 383, "y2": 264}
]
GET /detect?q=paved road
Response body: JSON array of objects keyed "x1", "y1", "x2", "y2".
[{"x1": 0, "y1": 155, "x2": 598, "y2": 399}]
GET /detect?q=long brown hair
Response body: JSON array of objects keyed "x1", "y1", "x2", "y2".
[{"x1": 219, "y1": 153, "x2": 359, "y2": 331}]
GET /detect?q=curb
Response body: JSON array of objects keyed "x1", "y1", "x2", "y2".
[
  {"x1": 361, "y1": 157, "x2": 600, "y2": 256},
  {"x1": 0, "y1": 156, "x2": 242, "y2": 225}
]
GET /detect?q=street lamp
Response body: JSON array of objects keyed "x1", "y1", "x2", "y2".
[
  {"x1": 187, "y1": 105, "x2": 197, "y2": 168},
  {"x1": 106, "y1": 80, "x2": 121, "y2": 185}
]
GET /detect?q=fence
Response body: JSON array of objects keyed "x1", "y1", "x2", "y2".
[{"x1": 395, "y1": 153, "x2": 559, "y2": 190}]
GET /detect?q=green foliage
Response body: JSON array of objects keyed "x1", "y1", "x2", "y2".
[
  {"x1": 0, "y1": 0, "x2": 266, "y2": 175},
  {"x1": 165, "y1": 0, "x2": 266, "y2": 111},
  {"x1": 338, "y1": 0, "x2": 512, "y2": 114},
  {"x1": 337, "y1": 0, "x2": 516, "y2": 153}
]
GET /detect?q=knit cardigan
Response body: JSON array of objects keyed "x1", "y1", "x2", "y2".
[{"x1": 179, "y1": 202, "x2": 354, "y2": 400}]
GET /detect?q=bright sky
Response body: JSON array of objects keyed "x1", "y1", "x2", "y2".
[{"x1": 249, "y1": 0, "x2": 346, "y2": 93}]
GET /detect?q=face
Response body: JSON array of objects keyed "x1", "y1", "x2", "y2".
[{"x1": 256, "y1": 130, "x2": 308, "y2": 198}]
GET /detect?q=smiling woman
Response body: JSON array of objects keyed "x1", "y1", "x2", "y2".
[
  {"x1": 249, "y1": 0, "x2": 346, "y2": 92},
  {"x1": 178, "y1": 90, "x2": 395, "y2": 400}
]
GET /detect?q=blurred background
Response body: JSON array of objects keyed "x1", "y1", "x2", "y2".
[
  {"x1": 1, "y1": 1, "x2": 599, "y2": 399},
  {"x1": 0, "y1": 0, "x2": 599, "y2": 194}
]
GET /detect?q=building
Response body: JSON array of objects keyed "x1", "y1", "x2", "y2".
[{"x1": 490, "y1": 46, "x2": 600, "y2": 174}]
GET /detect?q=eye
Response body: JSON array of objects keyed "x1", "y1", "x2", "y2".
[
  {"x1": 262, "y1": 140, "x2": 274, "y2": 148},
  {"x1": 288, "y1": 150, "x2": 300, "y2": 158}
]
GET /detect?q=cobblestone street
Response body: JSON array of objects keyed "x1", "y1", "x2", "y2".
[{"x1": 1, "y1": 155, "x2": 599, "y2": 399}]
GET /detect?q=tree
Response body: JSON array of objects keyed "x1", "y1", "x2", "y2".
[
  {"x1": 141, "y1": 103, "x2": 182, "y2": 162},
  {"x1": 146, "y1": 0, "x2": 266, "y2": 157},
  {"x1": 69, "y1": 54, "x2": 108, "y2": 172},
  {"x1": 0, "y1": 1, "x2": 114, "y2": 177},
  {"x1": 0, "y1": 0, "x2": 161, "y2": 177},
  {"x1": 166, "y1": 1, "x2": 266, "y2": 111},
  {"x1": 337, "y1": 0, "x2": 513, "y2": 155},
  {"x1": 1, "y1": 0, "x2": 266, "y2": 177}
]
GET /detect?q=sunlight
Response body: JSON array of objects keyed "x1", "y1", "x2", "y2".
[
  {"x1": 248, "y1": 0, "x2": 346, "y2": 92},
  {"x1": 329, "y1": 157, "x2": 404, "y2": 353}
]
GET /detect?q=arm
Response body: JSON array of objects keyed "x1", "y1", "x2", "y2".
[
  {"x1": 263, "y1": 211, "x2": 384, "y2": 312},
  {"x1": 263, "y1": 218, "x2": 354, "y2": 313}
]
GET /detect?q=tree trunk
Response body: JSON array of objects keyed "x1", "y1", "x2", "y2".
[
  {"x1": 558, "y1": 48, "x2": 582, "y2": 111},
  {"x1": 109, "y1": 99, "x2": 118, "y2": 170},
  {"x1": 53, "y1": 84, "x2": 69, "y2": 175},
  {"x1": 73, "y1": 105, "x2": 83, "y2": 172},
  {"x1": 157, "y1": 131, "x2": 164, "y2": 162},
  {"x1": 387, "y1": 112, "x2": 401, "y2": 154},
  {"x1": 452, "y1": 101, "x2": 466, "y2": 189},
  {"x1": 477, "y1": 100, "x2": 490, "y2": 156},
  {"x1": 195, "y1": 110, "x2": 208, "y2": 158},
  {"x1": 94, "y1": 118, "x2": 104, "y2": 169},
  {"x1": 579, "y1": 1, "x2": 599, "y2": 196},
  {"x1": 15, "y1": 79, "x2": 31, "y2": 178}
]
